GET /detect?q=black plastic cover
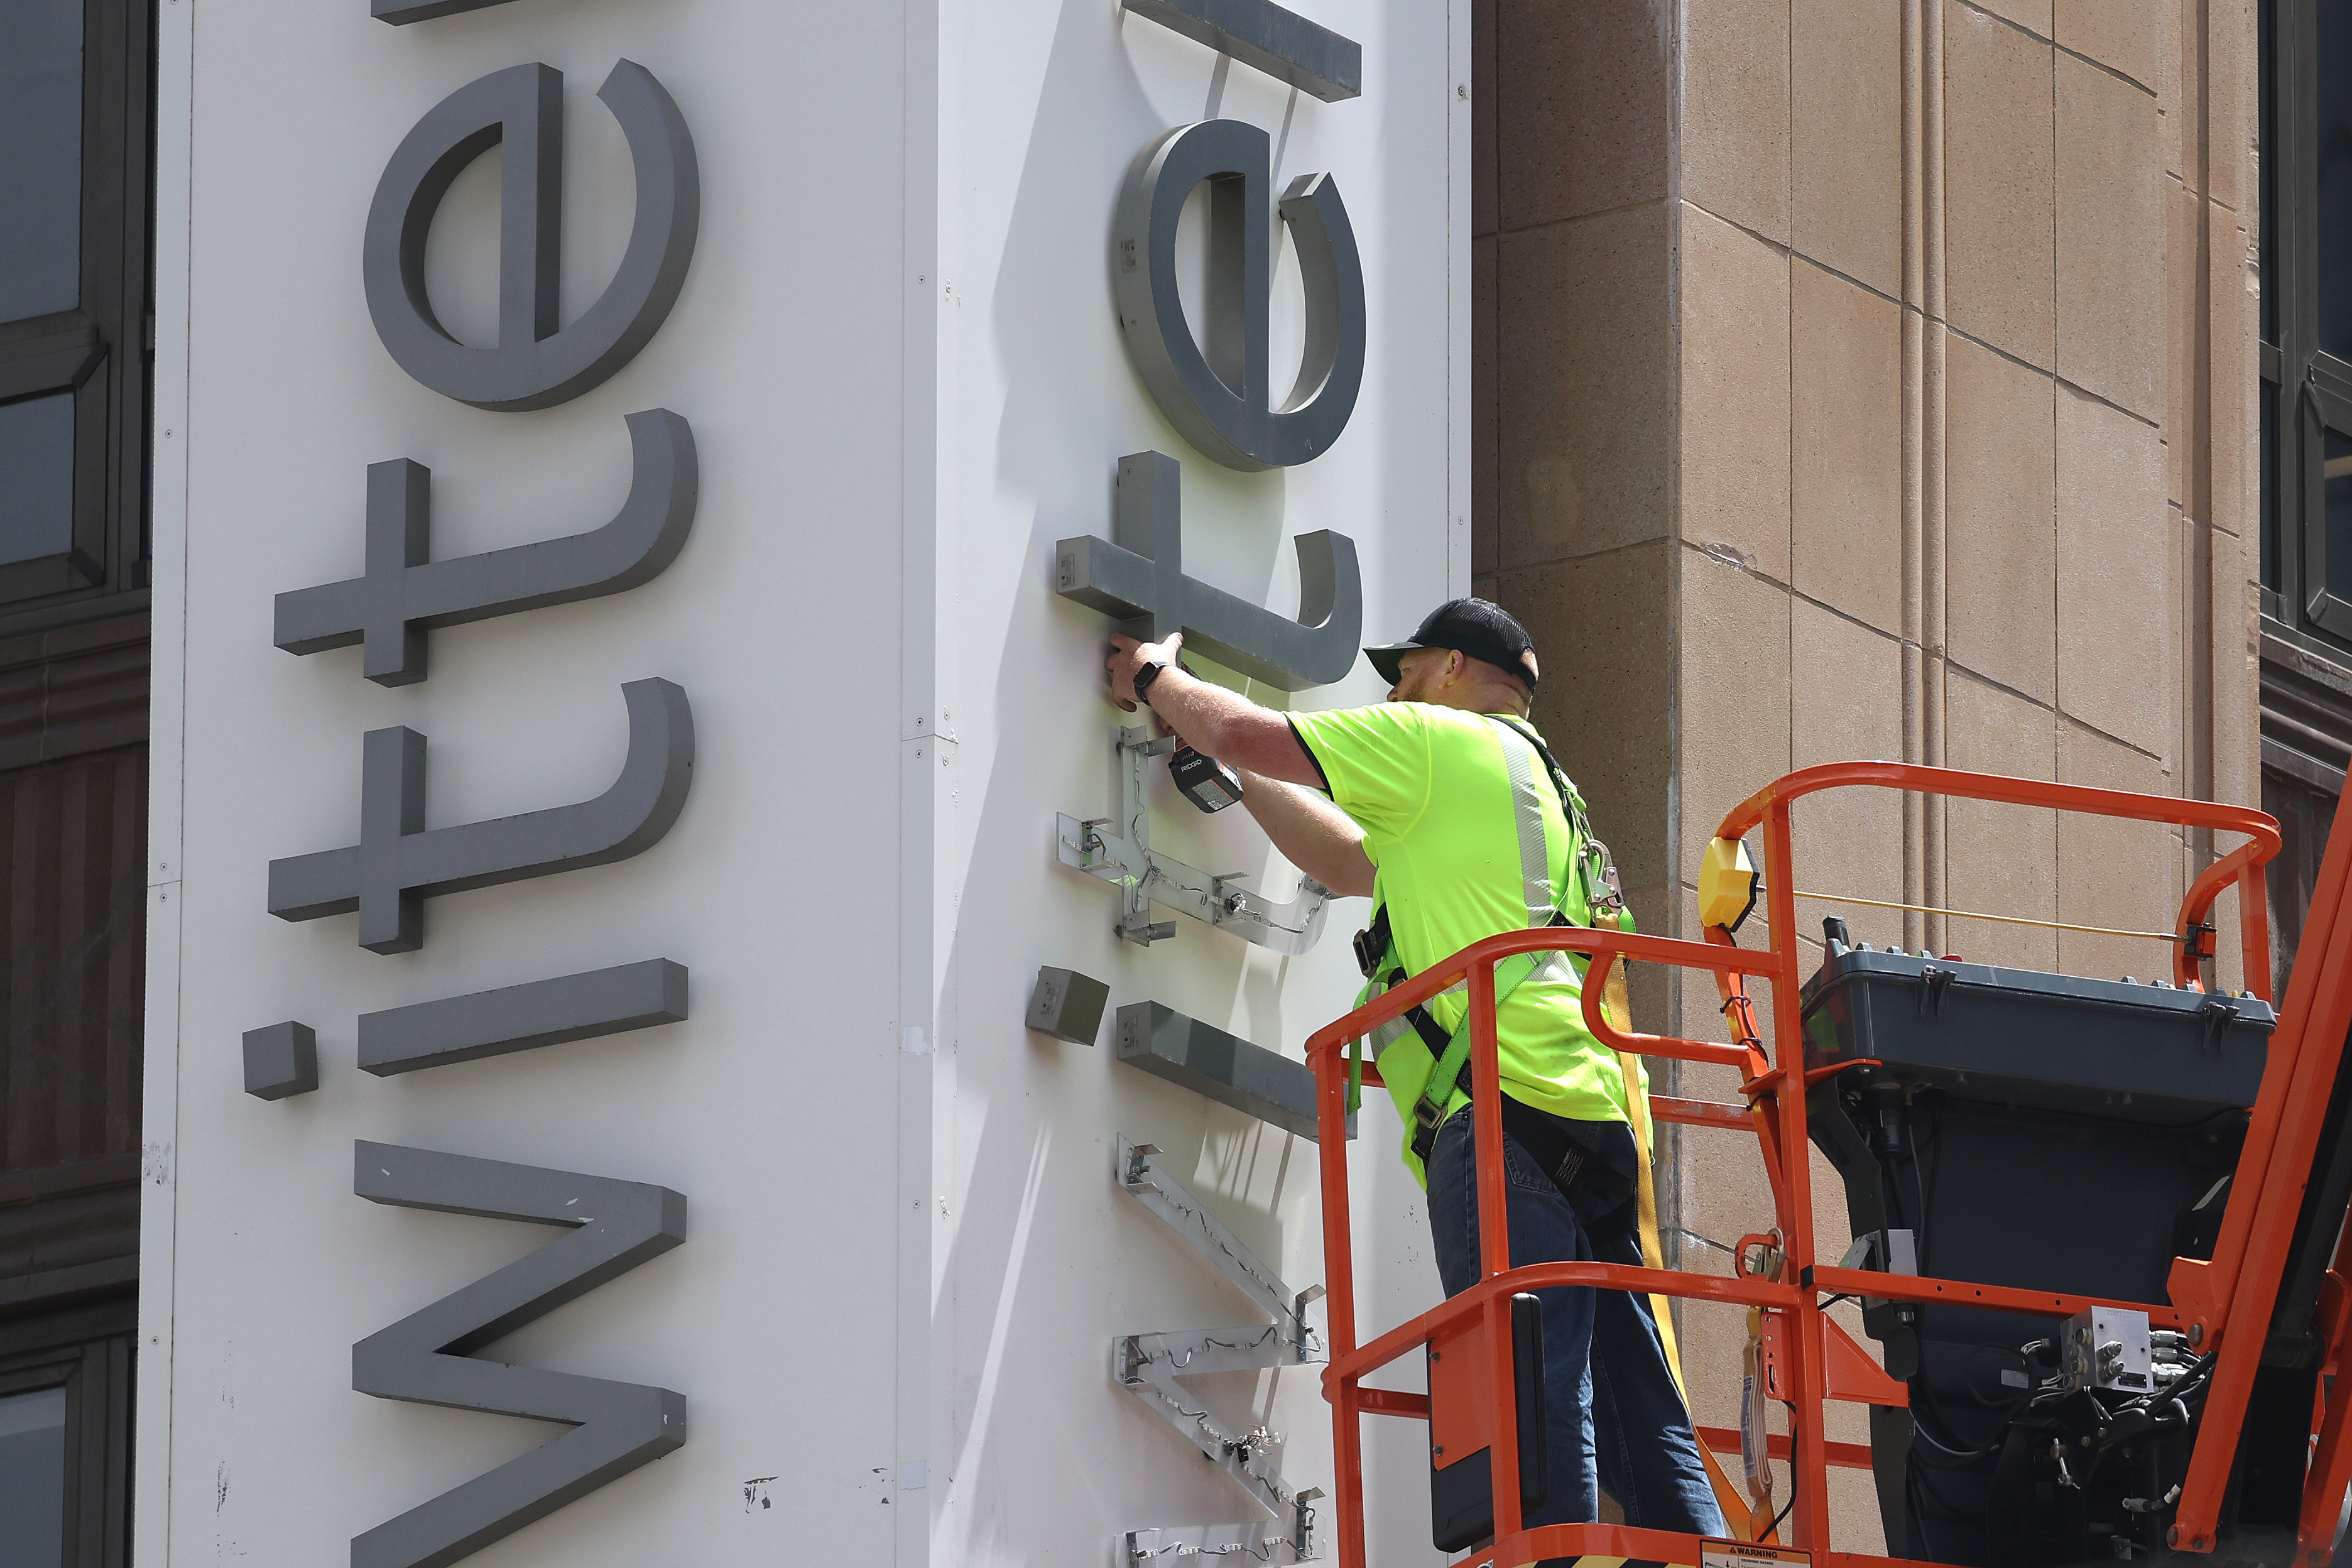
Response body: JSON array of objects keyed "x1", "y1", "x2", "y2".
[
  {"x1": 1802, "y1": 949, "x2": 2272, "y2": 1121},
  {"x1": 1429, "y1": 1292, "x2": 1548, "y2": 1553}
]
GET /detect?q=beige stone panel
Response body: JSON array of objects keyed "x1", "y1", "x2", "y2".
[
  {"x1": 1794, "y1": 263, "x2": 1905, "y2": 633},
  {"x1": 1498, "y1": 202, "x2": 1673, "y2": 567},
  {"x1": 2165, "y1": 175, "x2": 2193, "y2": 511},
  {"x1": 1792, "y1": 0, "x2": 1903, "y2": 296},
  {"x1": 1791, "y1": 603, "x2": 1907, "y2": 956},
  {"x1": 2210, "y1": 202, "x2": 2258, "y2": 540},
  {"x1": 1494, "y1": 0, "x2": 1670, "y2": 230},
  {"x1": 2205, "y1": 516, "x2": 2263, "y2": 996},
  {"x1": 2056, "y1": 386, "x2": 2172, "y2": 753},
  {"x1": 1682, "y1": 210, "x2": 1794, "y2": 582},
  {"x1": 1946, "y1": 332, "x2": 2058, "y2": 703},
  {"x1": 2159, "y1": 0, "x2": 2182, "y2": 187},
  {"x1": 1946, "y1": 1, "x2": 2057, "y2": 370},
  {"x1": 1685, "y1": 0, "x2": 1792, "y2": 244},
  {"x1": 2208, "y1": 0, "x2": 2255, "y2": 214},
  {"x1": 1969, "y1": 0, "x2": 2052, "y2": 38},
  {"x1": 2055, "y1": 0, "x2": 2159, "y2": 89},
  {"x1": 1681, "y1": 551, "x2": 1795, "y2": 888},
  {"x1": 1944, "y1": 671, "x2": 2060, "y2": 969},
  {"x1": 1495, "y1": 542, "x2": 1675, "y2": 894},
  {"x1": 2057, "y1": 721, "x2": 2181, "y2": 981},
  {"x1": 2057, "y1": 56, "x2": 2165, "y2": 418}
]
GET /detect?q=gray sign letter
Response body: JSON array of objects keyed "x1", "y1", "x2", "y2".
[
  {"x1": 363, "y1": 61, "x2": 699, "y2": 411},
  {"x1": 1055, "y1": 451, "x2": 1360, "y2": 690},
  {"x1": 351, "y1": 1141, "x2": 686, "y2": 1568},
  {"x1": 268, "y1": 678, "x2": 695, "y2": 953},
  {"x1": 1113, "y1": 120, "x2": 1364, "y2": 471},
  {"x1": 275, "y1": 410, "x2": 697, "y2": 687},
  {"x1": 359, "y1": 959, "x2": 688, "y2": 1077}
]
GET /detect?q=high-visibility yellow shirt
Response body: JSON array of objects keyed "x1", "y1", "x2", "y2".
[{"x1": 1288, "y1": 700, "x2": 1640, "y2": 1132}]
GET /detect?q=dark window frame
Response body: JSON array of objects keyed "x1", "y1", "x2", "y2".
[
  {"x1": 0, "y1": 0, "x2": 155, "y2": 639},
  {"x1": 0, "y1": 1296, "x2": 134, "y2": 1568},
  {"x1": 2262, "y1": 0, "x2": 2320, "y2": 641}
]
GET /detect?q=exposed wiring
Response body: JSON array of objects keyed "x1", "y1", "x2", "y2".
[
  {"x1": 1130, "y1": 1537, "x2": 1282, "y2": 1562},
  {"x1": 1141, "y1": 1326, "x2": 1283, "y2": 1371},
  {"x1": 1122, "y1": 1152, "x2": 1309, "y2": 1344},
  {"x1": 1670, "y1": 1226, "x2": 1740, "y2": 1257}
]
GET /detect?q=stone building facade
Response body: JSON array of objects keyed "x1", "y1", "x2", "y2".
[{"x1": 1471, "y1": 0, "x2": 2263, "y2": 1545}]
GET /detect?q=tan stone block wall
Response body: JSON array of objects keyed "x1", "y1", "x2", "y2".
[{"x1": 1470, "y1": 0, "x2": 2259, "y2": 1546}]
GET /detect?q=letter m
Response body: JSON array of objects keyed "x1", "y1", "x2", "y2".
[{"x1": 351, "y1": 1141, "x2": 687, "y2": 1568}]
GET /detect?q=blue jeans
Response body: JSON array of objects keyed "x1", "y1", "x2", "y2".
[{"x1": 1425, "y1": 1108, "x2": 1726, "y2": 1540}]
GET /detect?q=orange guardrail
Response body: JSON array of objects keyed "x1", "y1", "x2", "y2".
[{"x1": 1306, "y1": 763, "x2": 2335, "y2": 1568}]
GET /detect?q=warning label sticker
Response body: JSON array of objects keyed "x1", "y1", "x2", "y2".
[{"x1": 1702, "y1": 1539, "x2": 1811, "y2": 1568}]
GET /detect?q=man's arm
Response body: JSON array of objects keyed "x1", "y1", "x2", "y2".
[
  {"x1": 1104, "y1": 631, "x2": 1374, "y2": 896},
  {"x1": 1230, "y1": 767, "x2": 1375, "y2": 897},
  {"x1": 1104, "y1": 632, "x2": 1326, "y2": 788}
]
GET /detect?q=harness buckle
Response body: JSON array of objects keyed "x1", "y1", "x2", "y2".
[
  {"x1": 1409, "y1": 1094, "x2": 1449, "y2": 1163},
  {"x1": 1354, "y1": 906, "x2": 1392, "y2": 979}
]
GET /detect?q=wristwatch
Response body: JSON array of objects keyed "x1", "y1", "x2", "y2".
[{"x1": 1131, "y1": 658, "x2": 1171, "y2": 705}]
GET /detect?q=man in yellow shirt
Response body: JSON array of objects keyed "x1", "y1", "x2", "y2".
[{"x1": 1105, "y1": 599, "x2": 1723, "y2": 1544}]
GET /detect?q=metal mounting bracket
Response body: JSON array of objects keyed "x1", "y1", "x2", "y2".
[
  {"x1": 1115, "y1": 1138, "x2": 1324, "y2": 1563},
  {"x1": 1059, "y1": 726, "x2": 1333, "y2": 951}
]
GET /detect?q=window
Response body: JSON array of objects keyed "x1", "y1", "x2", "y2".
[
  {"x1": 2260, "y1": 0, "x2": 2352, "y2": 988},
  {"x1": 0, "y1": 1300, "x2": 133, "y2": 1568},
  {"x1": 0, "y1": 1385, "x2": 68, "y2": 1568},
  {"x1": 0, "y1": 0, "x2": 154, "y2": 633}
]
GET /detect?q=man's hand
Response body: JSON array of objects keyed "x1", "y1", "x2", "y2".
[
  {"x1": 1091, "y1": 628, "x2": 1369, "y2": 892},
  {"x1": 1106, "y1": 631, "x2": 1184, "y2": 712},
  {"x1": 1094, "y1": 630, "x2": 1325, "y2": 792}
]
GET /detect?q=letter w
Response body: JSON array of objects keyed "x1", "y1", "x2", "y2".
[{"x1": 350, "y1": 1141, "x2": 687, "y2": 1568}]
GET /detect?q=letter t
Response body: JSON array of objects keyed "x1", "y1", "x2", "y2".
[
  {"x1": 363, "y1": 459, "x2": 432, "y2": 686},
  {"x1": 359, "y1": 727, "x2": 428, "y2": 954}
]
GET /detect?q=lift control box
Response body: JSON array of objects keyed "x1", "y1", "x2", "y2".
[{"x1": 2059, "y1": 1304, "x2": 2153, "y2": 1394}]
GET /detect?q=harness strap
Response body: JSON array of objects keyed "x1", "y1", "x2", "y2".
[
  {"x1": 1493, "y1": 714, "x2": 1625, "y2": 928},
  {"x1": 1407, "y1": 945, "x2": 1547, "y2": 1162}
]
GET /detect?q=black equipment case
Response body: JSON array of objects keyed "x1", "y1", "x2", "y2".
[{"x1": 1799, "y1": 944, "x2": 2273, "y2": 1565}]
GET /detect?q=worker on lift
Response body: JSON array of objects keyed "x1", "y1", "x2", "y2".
[{"x1": 1104, "y1": 599, "x2": 1724, "y2": 1544}]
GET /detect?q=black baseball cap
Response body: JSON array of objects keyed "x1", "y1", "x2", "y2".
[{"x1": 1363, "y1": 599, "x2": 1540, "y2": 690}]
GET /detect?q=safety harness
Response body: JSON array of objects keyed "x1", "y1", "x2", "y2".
[
  {"x1": 1345, "y1": 714, "x2": 1751, "y2": 1531},
  {"x1": 1347, "y1": 716, "x2": 1628, "y2": 1174}
]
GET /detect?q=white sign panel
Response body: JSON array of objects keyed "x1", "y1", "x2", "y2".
[{"x1": 141, "y1": 1, "x2": 1466, "y2": 1564}]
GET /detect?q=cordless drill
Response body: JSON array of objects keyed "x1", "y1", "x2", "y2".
[{"x1": 1168, "y1": 739, "x2": 1244, "y2": 813}]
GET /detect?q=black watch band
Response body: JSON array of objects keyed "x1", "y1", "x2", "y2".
[{"x1": 1131, "y1": 658, "x2": 1170, "y2": 704}]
